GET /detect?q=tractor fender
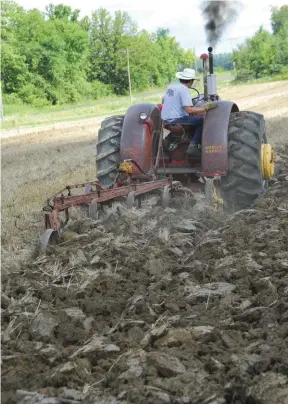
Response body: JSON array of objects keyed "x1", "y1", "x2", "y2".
[
  {"x1": 120, "y1": 103, "x2": 161, "y2": 173},
  {"x1": 201, "y1": 100, "x2": 239, "y2": 176}
]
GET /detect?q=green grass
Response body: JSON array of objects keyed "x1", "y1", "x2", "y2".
[
  {"x1": 232, "y1": 72, "x2": 288, "y2": 86},
  {"x1": 2, "y1": 90, "x2": 167, "y2": 130},
  {"x1": 1, "y1": 71, "x2": 236, "y2": 130}
]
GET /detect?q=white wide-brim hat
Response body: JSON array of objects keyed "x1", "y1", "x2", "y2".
[{"x1": 176, "y1": 68, "x2": 200, "y2": 80}]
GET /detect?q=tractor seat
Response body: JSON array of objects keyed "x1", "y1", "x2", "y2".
[{"x1": 164, "y1": 123, "x2": 185, "y2": 134}]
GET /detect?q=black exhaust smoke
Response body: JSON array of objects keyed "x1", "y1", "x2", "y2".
[{"x1": 201, "y1": 1, "x2": 242, "y2": 47}]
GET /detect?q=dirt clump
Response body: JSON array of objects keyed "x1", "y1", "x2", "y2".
[{"x1": 2, "y1": 146, "x2": 288, "y2": 404}]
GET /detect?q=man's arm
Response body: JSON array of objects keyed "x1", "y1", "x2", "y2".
[
  {"x1": 184, "y1": 106, "x2": 206, "y2": 116},
  {"x1": 185, "y1": 103, "x2": 219, "y2": 115},
  {"x1": 180, "y1": 87, "x2": 206, "y2": 116}
]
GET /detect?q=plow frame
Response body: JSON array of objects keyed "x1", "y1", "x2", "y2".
[
  {"x1": 42, "y1": 178, "x2": 195, "y2": 248},
  {"x1": 41, "y1": 177, "x2": 197, "y2": 248}
]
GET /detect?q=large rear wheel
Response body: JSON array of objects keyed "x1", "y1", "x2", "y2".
[
  {"x1": 96, "y1": 115, "x2": 124, "y2": 188},
  {"x1": 221, "y1": 111, "x2": 274, "y2": 211}
]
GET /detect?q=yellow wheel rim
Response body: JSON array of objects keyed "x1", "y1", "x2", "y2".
[
  {"x1": 119, "y1": 161, "x2": 133, "y2": 174},
  {"x1": 261, "y1": 144, "x2": 275, "y2": 180}
]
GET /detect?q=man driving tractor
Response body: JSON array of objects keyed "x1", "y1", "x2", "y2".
[{"x1": 161, "y1": 68, "x2": 214, "y2": 158}]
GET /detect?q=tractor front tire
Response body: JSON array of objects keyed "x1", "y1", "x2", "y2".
[
  {"x1": 96, "y1": 115, "x2": 124, "y2": 188},
  {"x1": 221, "y1": 111, "x2": 268, "y2": 211}
]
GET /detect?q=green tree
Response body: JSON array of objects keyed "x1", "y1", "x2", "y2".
[
  {"x1": 271, "y1": 5, "x2": 288, "y2": 34},
  {"x1": 1, "y1": 1, "x2": 200, "y2": 105},
  {"x1": 233, "y1": 5, "x2": 288, "y2": 81},
  {"x1": 88, "y1": 8, "x2": 137, "y2": 94},
  {"x1": 213, "y1": 53, "x2": 233, "y2": 71},
  {"x1": 1, "y1": 0, "x2": 90, "y2": 104},
  {"x1": 129, "y1": 30, "x2": 158, "y2": 90},
  {"x1": 152, "y1": 29, "x2": 195, "y2": 85},
  {"x1": 45, "y1": 3, "x2": 80, "y2": 22}
]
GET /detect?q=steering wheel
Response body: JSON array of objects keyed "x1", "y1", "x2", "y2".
[{"x1": 191, "y1": 87, "x2": 200, "y2": 106}]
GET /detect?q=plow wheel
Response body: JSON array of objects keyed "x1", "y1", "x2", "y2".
[
  {"x1": 221, "y1": 111, "x2": 274, "y2": 211},
  {"x1": 41, "y1": 229, "x2": 59, "y2": 249},
  {"x1": 96, "y1": 115, "x2": 124, "y2": 188}
]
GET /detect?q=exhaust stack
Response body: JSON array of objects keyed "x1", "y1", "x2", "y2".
[
  {"x1": 200, "y1": 47, "x2": 217, "y2": 101},
  {"x1": 208, "y1": 46, "x2": 214, "y2": 74},
  {"x1": 207, "y1": 46, "x2": 217, "y2": 100},
  {"x1": 200, "y1": 53, "x2": 209, "y2": 101}
]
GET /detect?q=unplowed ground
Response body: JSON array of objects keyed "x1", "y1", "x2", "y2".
[{"x1": 1, "y1": 81, "x2": 288, "y2": 404}]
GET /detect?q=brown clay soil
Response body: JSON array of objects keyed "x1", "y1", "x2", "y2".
[
  {"x1": 2, "y1": 81, "x2": 288, "y2": 404},
  {"x1": 2, "y1": 143, "x2": 288, "y2": 404}
]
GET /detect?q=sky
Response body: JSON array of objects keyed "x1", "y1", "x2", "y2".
[{"x1": 16, "y1": 0, "x2": 287, "y2": 55}]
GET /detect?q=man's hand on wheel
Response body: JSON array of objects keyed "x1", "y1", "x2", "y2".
[
  {"x1": 190, "y1": 106, "x2": 206, "y2": 116},
  {"x1": 204, "y1": 103, "x2": 218, "y2": 111},
  {"x1": 185, "y1": 104, "x2": 218, "y2": 116}
]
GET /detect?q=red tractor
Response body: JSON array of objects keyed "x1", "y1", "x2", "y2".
[
  {"x1": 96, "y1": 47, "x2": 274, "y2": 209},
  {"x1": 42, "y1": 48, "x2": 274, "y2": 247}
]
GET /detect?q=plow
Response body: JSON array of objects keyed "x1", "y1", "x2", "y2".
[
  {"x1": 41, "y1": 47, "x2": 275, "y2": 249},
  {"x1": 41, "y1": 177, "x2": 199, "y2": 248}
]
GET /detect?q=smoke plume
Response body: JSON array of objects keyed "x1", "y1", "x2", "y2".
[{"x1": 201, "y1": 1, "x2": 242, "y2": 48}]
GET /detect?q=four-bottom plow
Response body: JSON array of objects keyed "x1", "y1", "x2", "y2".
[{"x1": 41, "y1": 178, "x2": 196, "y2": 249}]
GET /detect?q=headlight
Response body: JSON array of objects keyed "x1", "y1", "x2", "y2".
[{"x1": 139, "y1": 112, "x2": 148, "y2": 121}]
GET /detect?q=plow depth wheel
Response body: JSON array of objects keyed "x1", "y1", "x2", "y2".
[{"x1": 41, "y1": 229, "x2": 59, "y2": 249}]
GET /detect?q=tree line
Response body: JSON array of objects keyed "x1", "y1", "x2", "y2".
[
  {"x1": 1, "y1": 1, "x2": 195, "y2": 106},
  {"x1": 1, "y1": 2, "x2": 287, "y2": 107},
  {"x1": 233, "y1": 5, "x2": 288, "y2": 81}
]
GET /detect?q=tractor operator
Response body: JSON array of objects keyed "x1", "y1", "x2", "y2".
[{"x1": 161, "y1": 68, "x2": 207, "y2": 158}]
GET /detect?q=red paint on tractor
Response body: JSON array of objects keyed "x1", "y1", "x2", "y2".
[
  {"x1": 201, "y1": 101, "x2": 239, "y2": 176},
  {"x1": 120, "y1": 104, "x2": 162, "y2": 174},
  {"x1": 144, "y1": 122, "x2": 152, "y2": 170}
]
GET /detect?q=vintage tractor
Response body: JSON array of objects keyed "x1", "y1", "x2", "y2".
[
  {"x1": 41, "y1": 47, "x2": 274, "y2": 248},
  {"x1": 96, "y1": 47, "x2": 274, "y2": 207}
]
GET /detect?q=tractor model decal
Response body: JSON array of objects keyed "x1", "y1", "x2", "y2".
[{"x1": 205, "y1": 145, "x2": 224, "y2": 153}]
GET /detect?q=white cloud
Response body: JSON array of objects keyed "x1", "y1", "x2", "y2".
[{"x1": 17, "y1": 0, "x2": 287, "y2": 54}]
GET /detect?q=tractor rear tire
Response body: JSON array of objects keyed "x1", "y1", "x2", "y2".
[
  {"x1": 221, "y1": 111, "x2": 267, "y2": 211},
  {"x1": 96, "y1": 115, "x2": 124, "y2": 188}
]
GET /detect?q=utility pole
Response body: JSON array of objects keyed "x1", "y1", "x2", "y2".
[
  {"x1": 193, "y1": 47, "x2": 197, "y2": 74},
  {"x1": 126, "y1": 49, "x2": 132, "y2": 105},
  {"x1": 233, "y1": 61, "x2": 237, "y2": 77},
  {"x1": 119, "y1": 48, "x2": 135, "y2": 105},
  {"x1": 0, "y1": 81, "x2": 3, "y2": 121}
]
